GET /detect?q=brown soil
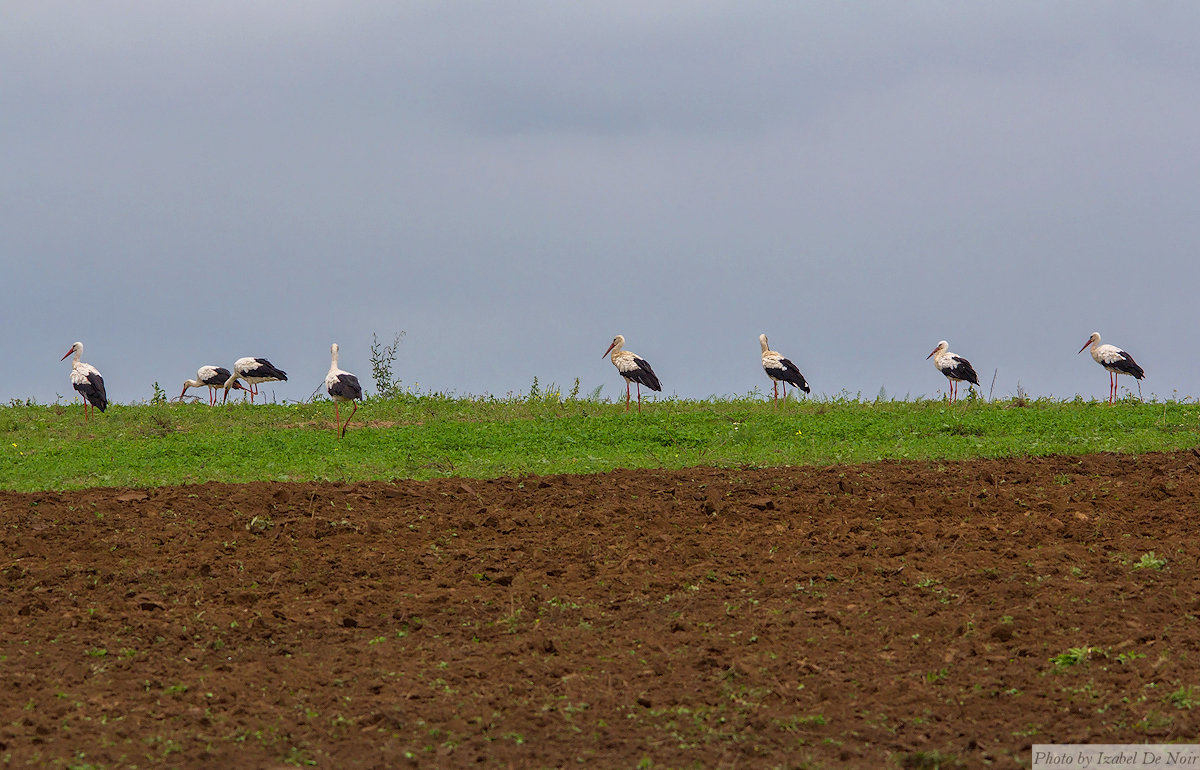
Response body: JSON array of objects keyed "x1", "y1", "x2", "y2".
[{"x1": 3, "y1": 452, "x2": 1200, "y2": 769}]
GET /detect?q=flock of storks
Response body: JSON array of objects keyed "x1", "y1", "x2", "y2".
[
  {"x1": 600, "y1": 331, "x2": 1145, "y2": 410},
  {"x1": 921, "y1": 331, "x2": 1144, "y2": 405},
  {"x1": 57, "y1": 330, "x2": 1145, "y2": 436},
  {"x1": 61, "y1": 342, "x2": 362, "y2": 438}
]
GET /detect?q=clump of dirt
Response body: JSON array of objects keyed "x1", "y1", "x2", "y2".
[{"x1": 3, "y1": 451, "x2": 1200, "y2": 768}]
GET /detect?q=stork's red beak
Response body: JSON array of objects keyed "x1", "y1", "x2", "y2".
[
  {"x1": 1078, "y1": 340, "x2": 1092, "y2": 354},
  {"x1": 60, "y1": 348, "x2": 74, "y2": 361},
  {"x1": 926, "y1": 348, "x2": 938, "y2": 360},
  {"x1": 603, "y1": 342, "x2": 616, "y2": 358}
]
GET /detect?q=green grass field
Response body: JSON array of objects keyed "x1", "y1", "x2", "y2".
[{"x1": 2, "y1": 389, "x2": 1197, "y2": 491}]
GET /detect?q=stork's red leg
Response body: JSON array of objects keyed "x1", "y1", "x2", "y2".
[
  {"x1": 625, "y1": 381, "x2": 631, "y2": 411},
  {"x1": 341, "y1": 401, "x2": 357, "y2": 438},
  {"x1": 772, "y1": 381, "x2": 778, "y2": 406},
  {"x1": 334, "y1": 401, "x2": 340, "y2": 434},
  {"x1": 636, "y1": 383, "x2": 642, "y2": 413}
]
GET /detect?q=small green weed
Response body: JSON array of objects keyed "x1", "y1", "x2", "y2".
[
  {"x1": 1050, "y1": 647, "x2": 1095, "y2": 668},
  {"x1": 368, "y1": 331, "x2": 406, "y2": 400},
  {"x1": 1167, "y1": 685, "x2": 1198, "y2": 709},
  {"x1": 1133, "y1": 552, "x2": 1167, "y2": 570}
]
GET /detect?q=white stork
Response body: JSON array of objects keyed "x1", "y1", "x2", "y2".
[
  {"x1": 603, "y1": 335, "x2": 662, "y2": 413},
  {"x1": 927, "y1": 340, "x2": 979, "y2": 404},
  {"x1": 222, "y1": 357, "x2": 288, "y2": 404},
  {"x1": 759, "y1": 334, "x2": 810, "y2": 406},
  {"x1": 1079, "y1": 331, "x2": 1144, "y2": 404},
  {"x1": 325, "y1": 343, "x2": 363, "y2": 438},
  {"x1": 180, "y1": 366, "x2": 247, "y2": 406},
  {"x1": 60, "y1": 341, "x2": 107, "y2": 421}
]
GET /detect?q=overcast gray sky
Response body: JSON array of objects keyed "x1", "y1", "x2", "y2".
[{"x1": 4, "y1": 3, "x2": 1199, "y2": 406}]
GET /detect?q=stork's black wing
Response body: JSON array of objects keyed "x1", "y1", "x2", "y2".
[
  {"x1": 203, "y1": 367, "x2": 233, "y2": 387},
  {"x1": 945, "y1": 356, "x2": 979, "y2": 386},
  {"x1": 328, "y1": 373, "x2": 363, "y2": 401},
  {"x1": 626, "y1": 356, "x2": 662, "y2": 392},
  {"x1": 248, "y1": 359, "x2": 288, "y2": 381},
  {"x1": 76, "y1": 373, "x2": 107, "y2": 412},
  {"x1": 768, "y1": 357, "x2": 810, "y2": 393},
  {"x1": 1106, "y1": 352, "x2": 1144, "y2": 380}
]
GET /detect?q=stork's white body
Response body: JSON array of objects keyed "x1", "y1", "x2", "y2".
[
  {"x1": 759, "y1": 334, "x2": 809, "y2": 406},
  {"x1": 69, "y1": 361, "x2": 104, "y2": 391},
  {"x1": 1079, "y1": 332, "x2": 1144, "y2": 404},
  {"x1": 61, "y1": 341, "x2": 107, "y2": 421},
  {"x1": 180, "y1": 365, "x2": 243, "y2": 406},
  {"x1": 927, "y1": 340, "x2": 979, "y2": 404},
  {"x1": 325, "y1": 343, "x2": 363, "y2": 438},
  {"x1": 603, "y1": 335, "x2": 662, "y2": 413},
  {"x1": 222, "y1": 357, "x2": 288, "y2": 404}
]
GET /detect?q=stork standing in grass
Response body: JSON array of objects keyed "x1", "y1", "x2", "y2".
[
  {"x1": 759, "y1": 334, "x2": 809, "y2": 406},
  {"x1": 927, "y1": 340, "x2": 979, "y2": 404},
  {"x1": 222, "y1": 357, "x2": 288, "y2": 404},
  {"x1": 325, "y1": 343, "x2": 362, "y2": 438},
  {"x1": 60, "y1": 341, "x2": 107, "y2": 421},
  {"x1": 1079, "y1": 331, "x2": 1144, "y2": 404},
  {"x1": 603, "y1": 335, "x2": 661, "y2": 413},
  {"x1": 180, "y1": 366, "x2": 246, "y2": 406}
]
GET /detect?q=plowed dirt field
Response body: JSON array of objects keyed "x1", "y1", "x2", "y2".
[{"x1": 3, "y1": 451, "x2": 1200, "y2": 769}]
